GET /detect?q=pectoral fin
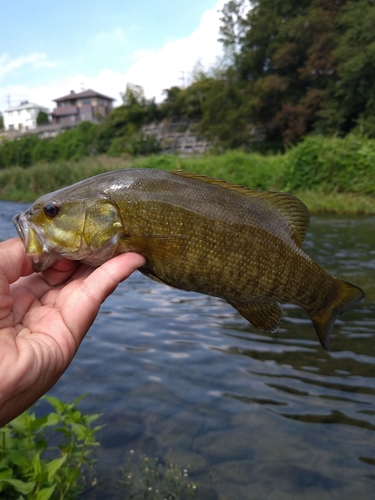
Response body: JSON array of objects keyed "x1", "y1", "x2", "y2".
[
  {"x1": 119, "y1": 234, "x2": 188, "y2": 255},
  {"x1": 228, "y1": 300, "x2": 283, "y2": 333},
  {"x1": 139, "y1": 268, "x2": 178, "y2": 288}
]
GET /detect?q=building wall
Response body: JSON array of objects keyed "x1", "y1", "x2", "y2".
[
  {"x1": 53, "y1": 97, "x2": 113, "y2": 124},
  {"x1": 3, "y1": 105, "x2": 49, "y2": 131}
]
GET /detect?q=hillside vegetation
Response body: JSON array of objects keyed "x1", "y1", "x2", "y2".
[{"x1": 1, "y1": 135, "x2": 375, "y2": 215}]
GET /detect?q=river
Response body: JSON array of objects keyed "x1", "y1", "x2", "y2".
[{"x1": 1, "y1": 200, "x2": 374, "y2": 499}]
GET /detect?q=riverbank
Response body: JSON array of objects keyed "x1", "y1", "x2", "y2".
[{"x1": 1, "y1": 148, "x2": 374, "y2": 215}]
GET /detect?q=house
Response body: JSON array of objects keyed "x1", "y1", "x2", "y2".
[
  {"x1": 2, "y1": 101, "x2": 50, "y2": 131},
  {"x1": 51, "y1": 89, "x2": 115, "y2": 125}
]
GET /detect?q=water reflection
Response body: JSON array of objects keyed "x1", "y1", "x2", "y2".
[{"x1": 1, "y1": 201, "x2": 375, "y2": 500}]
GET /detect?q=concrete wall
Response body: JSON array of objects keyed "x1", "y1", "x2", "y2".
[{"x1": 142, "y1": 120, "x2": 211, "y2": 155}]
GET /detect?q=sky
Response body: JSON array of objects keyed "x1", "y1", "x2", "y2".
[{"x1": 0, "y1": 0, "x2": 227, "y2": 113}]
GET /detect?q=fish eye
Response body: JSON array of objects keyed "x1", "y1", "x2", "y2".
[{"x1": 43, "y1": 202, "x2": 60, "y2": 218}]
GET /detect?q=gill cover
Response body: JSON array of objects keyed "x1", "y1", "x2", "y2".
[{"x1": 43, "y1": 197, "x2": 123, "y2": 264}]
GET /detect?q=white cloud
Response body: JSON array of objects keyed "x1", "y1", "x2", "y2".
[
  {"x1": 0, "y1": 0, "x2": 226, "y2": 111},
  {"x1": 90, "y1": 27, "x2": 129, "y2": 49},
  {"x1": 123, "y1": 0, "x2": 227, "y2": 100},
  {"x1": 0, "y1": 52, "x2": 51, "y2": 81}
]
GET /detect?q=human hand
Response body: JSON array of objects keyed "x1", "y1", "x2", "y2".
[{"x1": 0, "y1": 238, "x2": 145, "y2": 426}]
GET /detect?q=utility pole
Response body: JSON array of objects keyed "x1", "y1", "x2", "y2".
[
  {"x1": 178, "y1": 71, "x2": 185, "y2": 88},
  {"x1": 5, "y1": 95, "x2": 11, "y2": 108}
]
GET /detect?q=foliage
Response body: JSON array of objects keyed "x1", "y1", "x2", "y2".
[
  {"x1": 316, "y1": 0, "x2": 375, "y2": 136},
  {"x1": 0, "y1": 114, "x2": 4, "y2": 130},
  {"x1": 95, "y1": 83, "x2": 161, "y2": 155},
  {"x1": 160, "y1": 77, "x2": 217, "y2": 121},
  {"x1": 217, "y1": 0, "x2": 342, "y2": 143},
  {"x1": 0, "y1": 122, "x2": 98, "y2": 169},
  {"x1": 37, "y1": 111, "x2": 50, "y2": 126},
  {"x1": 281, "y1": 134, "x2": 375, "y2": 194},
  {"x1": 0, "y1": 134, "x2": 40, "y2": 168},
  {"x1": 0, "y1": 395, "x2": 101, "y2": 500},
  {"x1": 1, "y1": 135, "x2": 375, "y2": 214},
  {"x1": 107, "y1": 129, "x2": 161, "y2": 157},
  {"x1": 205, "y1": 0, "x2": 375, "y2": 145},
  {"x1": 121, "y1": 450, "x2": 196, "y2": 500},
  {"x1": 0, "y1": 156, "x2": 123, "y2": 201},
  {"x1": 198, "y1": 78, "x2": 250, "y2": 149}
]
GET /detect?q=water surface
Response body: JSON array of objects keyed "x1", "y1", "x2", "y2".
[{"x1": 1, "y1": 201, "x2": 374, "y2": 499}]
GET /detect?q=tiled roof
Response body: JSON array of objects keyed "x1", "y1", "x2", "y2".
[{"x1": 53, "y1": 89, "x2": 115, "y2": 102}]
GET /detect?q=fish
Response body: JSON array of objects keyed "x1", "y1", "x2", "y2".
[{"x1": 13, "y1": 168, "x2": 365, "y2": 349}]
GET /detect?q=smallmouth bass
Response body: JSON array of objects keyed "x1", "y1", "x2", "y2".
[{"x1": 13, "y1": 168, "x2": 365, "y2": 349}]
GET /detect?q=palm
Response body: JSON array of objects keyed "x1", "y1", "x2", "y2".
[{"x1": 0, "y1": 239, "x2": 145, "y2": 426}]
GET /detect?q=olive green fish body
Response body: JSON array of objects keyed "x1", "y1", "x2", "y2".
[{"x1": 13, "y1": 168, "x2": 365, "y2": 349}]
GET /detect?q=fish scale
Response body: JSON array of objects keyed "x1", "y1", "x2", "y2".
[{"x1": 13, "y1": 168, "x2": 365, "y2": 349}]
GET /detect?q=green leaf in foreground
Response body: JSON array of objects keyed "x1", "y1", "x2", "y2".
[{"x1": 0, "y1": 395, "x2": 101, "y2": 499}]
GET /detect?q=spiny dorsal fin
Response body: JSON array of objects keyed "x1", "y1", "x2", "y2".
[{"x1": 170, "y1": 170, "x2": 310, "y2": 246}]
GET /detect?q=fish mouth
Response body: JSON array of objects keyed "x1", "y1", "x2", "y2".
[
  {"x1": 13, "y1": 213, "x2": 30, "y2": 245},
  {"x1": 13, "y1": 212, "x2": 61, "y2": 272}
]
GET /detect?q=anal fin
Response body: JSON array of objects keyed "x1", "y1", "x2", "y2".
[{"x1": 228, "y1": 300, "x2": 283, "y2": 333}]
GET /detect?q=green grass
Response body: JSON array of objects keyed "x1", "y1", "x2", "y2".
[
  {"x1": 0, "y1": 146, "x2": 374, "y2": 214},
  {"x1": 294, "y1": 190, "x2": 375, "y2": 215}
]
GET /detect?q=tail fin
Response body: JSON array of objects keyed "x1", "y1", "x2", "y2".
[{"x1": 308, "y1": 280, "x2": 365, "y2": 350}]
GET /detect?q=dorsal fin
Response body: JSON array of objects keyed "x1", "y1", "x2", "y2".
[
  {"x1": 256, "y1": 191, "x2": 310, "y2": 246},
  {"x1": 170, "y1": 170, "x2": 310, "y2": 246}
]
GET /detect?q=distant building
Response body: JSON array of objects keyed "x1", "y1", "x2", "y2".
[
  {"x1": 51, "y1": 89, "x2": 115, "y2": 125},
  {"x1": 3, "y1": 101, "x2": 50, "y2": 131}
]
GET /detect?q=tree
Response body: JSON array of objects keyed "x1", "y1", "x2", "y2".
[
  {"x1": 219, "y1": 0, "x2": 251, "y2": 57},
  {"x1": 225, "y1": 0, "x2": 344, "y2": 143},
  {"x1": 121, "y1": 83, "x2": 147, "y2": 107},
  {"x1": 36, "y1": 111, "x2": 49, "y2": 126},
  {"x1": 161, "y1": 77, "x2": 218, "y2": 121},
  {"x1": 199, "y1": 78, "x2": 250, "y2": 148},
  {"x1": 0, "y1": 114, "x2": 4, "y2": 130},
  {"x1": 317, "y1": 0, "x2": 375, "y2": 136}
]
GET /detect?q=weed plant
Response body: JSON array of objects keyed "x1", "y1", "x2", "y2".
[
  {"x1": 281, "y1": 135, "x2": 375, "y2": 194},
  {"x1": 121, "y1": 450, "x2": 196, "y2": 500},
  {"x1": 0, "y1": 395, "x2": 101, "y2": 500}
]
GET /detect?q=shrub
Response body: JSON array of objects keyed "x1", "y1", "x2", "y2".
[
  {"x1": 0, "y1": 395, "x2": 101, "y2": 500},
  {"x1": 281, "y1": 135, "x2": 375, "y2": 194},
  {"x1": 0, "y1": 135, "x2": 41, "y2": 169}
]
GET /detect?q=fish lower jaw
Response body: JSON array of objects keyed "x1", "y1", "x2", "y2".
[{"x1": 32, "y1": 252, "x2": 62, "y2": 272}]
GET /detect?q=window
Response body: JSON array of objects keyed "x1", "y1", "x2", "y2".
[{"x1": 81, "y1": 98, "x2": 91, "y2": 105}]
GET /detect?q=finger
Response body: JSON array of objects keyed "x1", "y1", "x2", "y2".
[
  {"x1": 60, "y1": 253, "x2": 146, "y2": 344},
  {"x1": 14, "y1": 261, "x2": 84, "y2": 302},
  {"x1": 41, "y1": 259, "x2": 79, "y2": 287},
  {"x1": 0, "y1": 239, "x2": 33, "y2": 286}
]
